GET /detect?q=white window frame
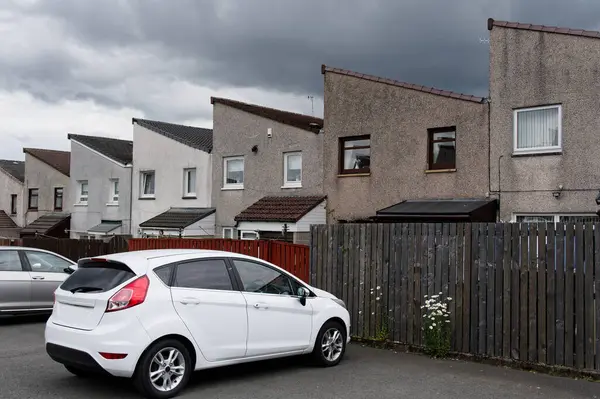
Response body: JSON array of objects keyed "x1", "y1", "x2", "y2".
[
  {"x1": 222, "y1": 227, "x2": 234, "y2": 239},
  {"x1": 183, "y1": 168, "x2": 197, "y2": 198},
  {"x1": 109, "y1": 179, "x2": 119, "y2": 204},
  {"x1": 513, "y1": 104, "x2": 562, "y2": 155},
  {"x1": 513, "y1": 213, "x2": 599, "y2": 223},
  {"x1": 223, "y1": 156, "x2": 244, "y2": 190},
  {"x1": 78, "y1": 180, "x2": 88, "y2": 204},
  {"x1": 140, "y1": 170, "x2": 155, "y2": 198},
  {"x1": 283, "y1": 151, "x2": 302, "y2": 188},
  {"x1": 240, "y1": 230, "x2": 259, "y2": 240}
]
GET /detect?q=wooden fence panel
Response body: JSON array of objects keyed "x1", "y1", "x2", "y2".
[{"x1": 308, "y1": 221, "x2": 599, "y2": 373}]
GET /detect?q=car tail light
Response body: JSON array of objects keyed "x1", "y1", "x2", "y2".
[
  {"x1": 106, "y1": 275, "x2": 149, "y2": 313},
  {"x1": 99, "y1": 352, "x2": 128, "y2": 360}
]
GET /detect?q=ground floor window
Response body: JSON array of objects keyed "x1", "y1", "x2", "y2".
[
  {"x1": 222, "y1": 227, "x2": 235, "y2": 239},
  {"x1": 514, "y1": 214, "x2": 599, "y2": 223},
  {"x1": 240, "y1": 231, "x2": 259, "y2": 240}
]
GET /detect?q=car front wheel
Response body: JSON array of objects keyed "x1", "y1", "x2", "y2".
[
  {"x1": 133, "y1": 339, "x2": 192, "y2": 399},
  {"x1": 311, "y1": 320, "x2": 347, "y2": 367}
]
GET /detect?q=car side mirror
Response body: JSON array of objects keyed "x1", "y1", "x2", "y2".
[
  {"x1": 31, "y1": 262, "x2": 42, "y2": 269},
  {"x1": 64, "y1": 265, "x2": 76, "y2": 275},
  {"x1": 297, "y1": 287, "x2": 309, "y2": 306}
]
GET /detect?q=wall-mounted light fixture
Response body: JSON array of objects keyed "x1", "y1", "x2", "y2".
[
  {"x1": 251, "y1": 145, "x2": 258, "y2": 154},
  {"x1": 553, "y1": 184, "x2": 564, "y2": 199}
]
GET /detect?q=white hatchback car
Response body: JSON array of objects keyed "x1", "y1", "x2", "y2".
[{"x1": 45, "y1": 249, "x2": 350, "y2": 398}]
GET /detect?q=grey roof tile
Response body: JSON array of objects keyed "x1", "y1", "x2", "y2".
[
  {"x1": 133, "y1": 118, "x2": 213, "y2": 153},
  {"x1": 68, "y1": 134, "x2": 133, "y2": 165}
]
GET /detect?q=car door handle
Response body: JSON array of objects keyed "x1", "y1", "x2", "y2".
[
  {"x1": 179, "y1": 298, "x2": 201, "y2": 305},
  {"x1": 254, "y1": 303, "x2": 269, "y2": 309},
  {"x1": 31, "y1": 276, "x2": 45, "y2": 280}
]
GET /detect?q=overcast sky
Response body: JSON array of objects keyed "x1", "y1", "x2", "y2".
[{"x1": 0, "y1": 0, "x2": 597, "y2": 160}]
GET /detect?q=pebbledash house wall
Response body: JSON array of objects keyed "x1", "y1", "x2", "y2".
[
  {"x1": 322, "y1": 70, "x2": 490, "y2": 223},
  {"x1": 211, "y1": 103, "x2": 324, "y2": 242},
  {"x1": 489, "y1": 21, "x2": 600, "y2": 221}
]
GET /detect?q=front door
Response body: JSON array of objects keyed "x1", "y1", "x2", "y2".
[
  {"x1": 22, "y1": 250, "x2": 73, "y2": 310},
  {"x1": 170, "y1": 258, "x2": 248, "y2": 362},
  {"x1": 0, "y1": 250, "x2": 31, "y2": 313},
  {"x1": 231, "y1": 258, "x2": 313, "y2": 357}
]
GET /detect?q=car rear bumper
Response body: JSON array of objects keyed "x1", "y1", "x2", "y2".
[{"x1": 44, "y1": 313, "x2": 152, "y2": 378}]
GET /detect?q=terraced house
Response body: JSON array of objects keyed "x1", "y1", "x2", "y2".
[
  {"x1": 68, "y1": 134, "x2": 133, "y2": 239},
  {"x1": 320, "y1": 65, "x2": 494, "y2": 224},
  {"x1": 211, "y1": 97, "x2": 325, "y2": 244},
  {"x1": 488, "y1": 18, "x2": 600, "y2": 223},
  {"x1": 131, "y1": 118, "x2": 215, "y2": 238},
  {"x1": 0, "y1": 159, "x2": 25, "y2": 238},
  {"x1": 20, "y1": 148, "x2": 71, "y2": 238}
]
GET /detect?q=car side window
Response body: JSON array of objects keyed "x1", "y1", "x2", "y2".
[
  {"x1": 174, "y1": 259, "x2": 233, "y2": 291},
  {"x1": 24, "y1": 251, "x2": 72, "y2": 273},
  {"x1": 154, "y1": 265, "x2": 174, "y2": 286},
  {"x1": 0, "y1": 250, "x2": 23, "y2": 271},
  {"x1": 232, "y1": 259, "x2": 296, "y2": 296}
]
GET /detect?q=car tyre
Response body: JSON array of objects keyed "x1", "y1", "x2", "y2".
[
  {"x1": 133, "y1": 339, "x2": 193, "y2": 399},
  {"x1": 64, "y1": 365, "x2": 93, "y2": 378},
  {"x1": 311, "y1": 320, "x2": 347, "y2": 367}
]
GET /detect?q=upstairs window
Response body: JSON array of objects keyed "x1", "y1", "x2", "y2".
[
  {"x1": 140, "y1": 171, "x2": 155, "y2": 198},
  {"x1": 28, "y1": 188, "x2": 38, "y2": 210},
  {"x1": 339, "y1": 135, "x2": 370, "y2": 175},
  {"x1": 283, "y1": 152, "x2": 302, "y2": 187},
  {"x1": 78, "y1": 181, "x2": 88, "y2": 204},
  {"x1": 514, "y1": 105, "x2": 562, "y2": 154},
  {"x1": 10, "y1": 194, "x2": 17, "y2": 215},
  {"x1": 110, "y1": 179, "x2": 119, "y2": 203},
  {"x1": 428, "y1": 127, "x2": 456, "y2": 170},
  {"x1": 183, "y1": 168, "x2": 196, "y2": 197},
  {"x1": 54, "y1": 187, "x2": 63, "y2": 211},
  {"x1": 223, "y1": 156, "x2": 244, "y2": 189}
]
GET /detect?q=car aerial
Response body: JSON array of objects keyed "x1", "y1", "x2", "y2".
[
  {"x1": 0, "y1": 246, "x2": 77, "y2": 315},
  {"x1": 45, "y1": 249, "x2": 351, "y2": 399}
]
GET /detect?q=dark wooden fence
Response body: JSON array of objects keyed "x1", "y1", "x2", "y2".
[
  {"x1": 310, "y1": 222, "x2": 600, "y2": 372},
  {"x1": 129, "y1": 238, "x2": 311, "y2": 282}
]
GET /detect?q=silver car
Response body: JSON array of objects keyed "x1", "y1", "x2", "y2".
[{"x1": 0, "y1": 246, "x2": 77, "y2": 315}]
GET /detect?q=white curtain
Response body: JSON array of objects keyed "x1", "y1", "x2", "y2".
[
  {"x1": 516, "y1": 107, "x2": 559, "y2": 149},
  {"x1": 286, "y1": 154, "x2": 301, "y2": 181}
]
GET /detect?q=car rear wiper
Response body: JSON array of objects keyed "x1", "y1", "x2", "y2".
[{"x1": 69, "y1": 286, "x2": 103, "y2": 293}]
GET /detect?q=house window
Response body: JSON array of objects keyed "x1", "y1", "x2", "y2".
[
  {"x1": 78, "y1": 180, "x2": 88, "y2": 204},
  {"x1": 28, "y1": 188, "x2": 38, "y2": 210},
  {"x1": 223, "y1": 156, "x2": 244, "y2": 189},
  {"x1": 10, "y1": 194, "x2": 17, "y2": 215},
  {"x1": 339, "y1": 135, "x2": 370, "y2": 175},
  {"x1": 54, "y1": 187, "x2": 63, "y2": 211},
  {"x1": 222, "y1": 227, "x2": 234, "y2": 239},
  {"x1": 240, "y1": 231, "x2": 259, "y2": 240},
  {"x1": 283, "y1": 152, "x2": 302, "y2": 187},
  {"x1": 140, "y1": 171, "x2": 155, "y2": 198},
  {"x1": 514, "y1": 214, "x2": 599, "y2": 223},
  {"x1": 183, "y1": 168, "x2": 196, "y2": 197},
  {"x1": 109, "y1": 179, "x2": 119, "y2": 203},
  {"x1": 513, "y1": 105, "x2": 562, "y2": 154},
  {"x1": 428, "y1": 127, "x2": 456, "y2": 170}
]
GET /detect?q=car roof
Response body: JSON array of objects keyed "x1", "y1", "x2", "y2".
[{"x1": 81, "y1": 249, "x2": 276, "y2": 276}]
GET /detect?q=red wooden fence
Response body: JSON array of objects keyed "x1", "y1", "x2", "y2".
[{"x1": 128, "y1": 238, "x2": 310, "y2": 282}]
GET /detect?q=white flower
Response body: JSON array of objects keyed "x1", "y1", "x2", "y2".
[
  {"x1": 432, "y1": 295, "x2": 439, "y2": 299},
  {"x1": 429, "y1": 326, "x2": 433, "y2": 330},
  {"x1": 377, "y1": 286, "x2": 381, "y2": 290},
  {"x1": 376, "y1": 297, "x2": 380, "y2": 301},
  {"x1": 439, "y1": 292, "x2": 442, "y2": 295},
  {"x1": 447, "y1": 297, "x2": 453, "y2": 301},
  {"x1": 445, "y1": 320, "x2": 450, "y2": 323},
  {"x1": 424, "y1": 295, "x2": 428, "y2": 298},
  {"x1": 432, "y1": 323, "x2": 436, "y2": 327}
]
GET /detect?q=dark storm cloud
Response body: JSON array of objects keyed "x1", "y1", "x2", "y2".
[{"x1": 7, "y1": 0, "x2": 600, "y2": 113}]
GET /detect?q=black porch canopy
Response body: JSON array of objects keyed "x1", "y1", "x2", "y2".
[{"x1": 373, "y1": 198, "x2": 497, "y2": 223}]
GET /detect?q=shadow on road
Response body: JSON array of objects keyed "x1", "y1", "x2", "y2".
[{"x1": 0, "y1": 314, "x2": 50, "y2": 326}]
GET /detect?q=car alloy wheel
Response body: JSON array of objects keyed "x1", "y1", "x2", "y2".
[
  {"x1": 321, "y1": 327, "x2": 344, "y2": 362},
  {"x1": 149, "y1": 347, "x2": 186, "y2": 392}
]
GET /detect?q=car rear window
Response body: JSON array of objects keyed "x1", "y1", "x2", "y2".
[{"x1": 60, "y1": 261, "x2": 135, "y2": 293}]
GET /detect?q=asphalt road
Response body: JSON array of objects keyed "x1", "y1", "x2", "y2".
[{"x1": 1, "y1": 315, "x2": 598, "y2": 399}]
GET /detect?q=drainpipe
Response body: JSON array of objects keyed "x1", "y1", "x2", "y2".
[{"x1": 129, "y1": 165, "x2": 133, "y2": 236}]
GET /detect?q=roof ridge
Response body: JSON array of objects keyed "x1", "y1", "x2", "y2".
[
  {"x1": 321, "y1": 64, "x2": 486, "y2": 104},
  {"x1": 68, "y1": 133, "x2": 133, "y2": 144},
  {"x1": 23, "y1": 147, "x2": 70, "y2": 154},
  {"x1": 487, "y1": 18, "x2": 600, "y2": 39},
  {"x1": 132, "y1": 117, "x2": 212, "y2": 132},
  {"x1": 211, "y1": 97, "x2": 323, "y2": 122}
]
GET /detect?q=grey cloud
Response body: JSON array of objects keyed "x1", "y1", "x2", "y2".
[{"x1": 4, "y1": 0, "x2": 600, "y2": 119}]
